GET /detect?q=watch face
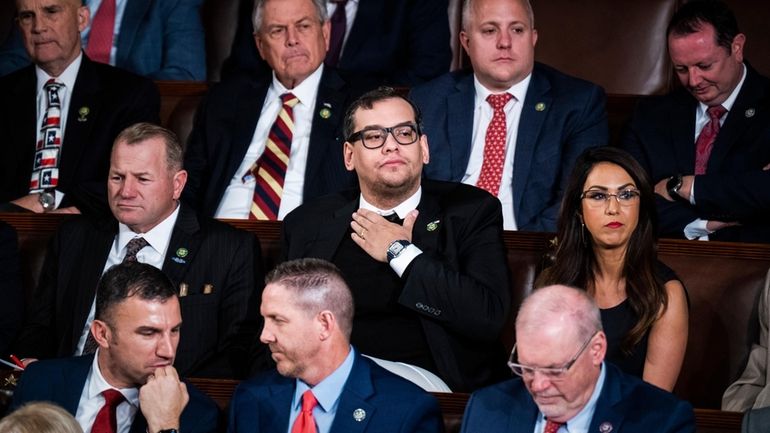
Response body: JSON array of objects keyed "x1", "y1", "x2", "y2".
[{"x1": 39, "y1": 192, "x2": 55, "y2": 209}]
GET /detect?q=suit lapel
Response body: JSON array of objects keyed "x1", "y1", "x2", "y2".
[
  {"x1": 447, "y1": 75, "x2": 475, "y2": 181},
  {"x1": 161, "y1": 205, "x2": 202, "y2": 285},
  {"x1": 129, "y1": 413, "x2": 148, "y2": 433},
  {"x1": 513, "y1": 69, "x2": 552, "y2": 219},
  {"x1": 307, "y1": 198, "x2": 358, "y2": 260},
  {"x1": 330, "y1": 355, "x2": 376, "y2": 433},
  {"x1": 669, "y1": 92, "x2": 698, "y2": 173},
  {"x1": 509, "y1": 401, "x2": 538, "y2": 433},
  {"x1": 588, "y1": 365, "x2": 626, "y2": 433},
  {"x1": 411, "y1": 183, "x2": 442, "y2": 255},
  {"x1": 114, "y1": 0, "x2": 151, "y2": 67},
  {"x1": 56, "y1": 355, "x2": 94, "y2": 415},
  {"x1": 264, "y1": 381, "x2": 296, "y2": 432},
  {"x1": 304, "y1": 68, "x2": 347, "y2": 194}
]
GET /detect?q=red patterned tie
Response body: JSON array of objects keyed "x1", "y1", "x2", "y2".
[
  {"x1": 30, "y1": 79, "x2": 63, "y2": 192},
  {"x1": 91, "y1": 389, "x2": 125, "y2": 433},
  {"x1": 694, "y1": 105, "x2": 727, "y2": 175},
  {"x1": 247, "y1": 93, "x2": 299, "y2": 220},
  {"x1": 86, "y1": 0, "x2": 116, "y2": 64},
  {"x1": 543, "y1": 419, "x2": 564, "y2": 433},
  {"x1": 291, "y1": 390, "x2": 318, "y2": 433},
  {"x1": 477, "y1": 93, "x2": 513, "y2": 196},
  {"x1": 325, "y1": 0, "x2": 348, "y2": 67}
]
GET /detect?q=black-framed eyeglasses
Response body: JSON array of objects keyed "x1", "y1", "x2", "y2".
[
  {"x1": 347, "y1": 123, "x2": 420, "y2": 149},
  {"x1": 580, "y1": 189, "x2": 640, "y2": 208},
  {"x1": 507, "y1": 331, "x2": 598, "y2": 380}
]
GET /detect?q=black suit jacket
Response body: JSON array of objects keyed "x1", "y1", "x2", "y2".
[
  {"x1": 11, "y1": 355, "x2": 219, "y2": 433},
  {"x1": 0, "y1": 56, "x2": 160, "y2": 217},
  {"x1": 0, "y1": 221, "x2": 23, "y2": 358},
  {"x1": 183, "y1": 67, "x2": 367, "y2": 216},
  {"x1": 621, "y1": 64, "x2": 770, "y2": 242},
  {"x1": 282, "y1": 180, "x2": 511, "y2": 392},
  {"x1": 15, "y1": 205, "x2": 265, "y2": 378},
  {"x1": 221, "y1": 0, "x2": 451, "y2": 86}
]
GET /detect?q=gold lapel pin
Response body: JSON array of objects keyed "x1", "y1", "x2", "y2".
[
  {"x1": 77, "y1": 106, "x2": 90, "y2": 122},
  {"x1": 745, "y1": 108, "x2": 756, "y2": 118},
  {"x1": 203, "y1": 284, "x2": 214, "y2": 295},
  {"x1": 179, "y1": 283, "x2": 189, "y2": 297},
  {"x1": 426, "y1": 220, "x2": 440, "y2": 231},
  {"x1": 535, "y1": 102, "x2": 546, "y2": 112}
]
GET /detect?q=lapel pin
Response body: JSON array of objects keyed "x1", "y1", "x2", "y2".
[
  {"x1": 319, "y1": 102, "x2": 332, "y2": 119},
  {"x1": 745, "y1": 108, "x2": 756, "y2": 118},
  {"x1": 203, "y1": 284, "x2": 214, "y2": 295},
  {"x1": 599, "y1": 421, "x2": 613, "y2": 433},
  {"x1": 171, "y1": 257, "x2": 186, "y2": 264},
  {"x1": 176, "y1": 247, "x2": 188, "y2": 258},
  {"x1": 179, "y1": 283, "x2": 189, "y2": 297},
  {"x1": 426, "y1": 220, "x2": 440, "y2": 232},
  {"x1": 353, "y1": 408, "x2": 366, "y2": 422},
  {"x1": 77, "y1": 106, "x2": 89, "y2": 122},
  {"x1": 535, "y1": 102, "x2": 546, "y2": 112}
]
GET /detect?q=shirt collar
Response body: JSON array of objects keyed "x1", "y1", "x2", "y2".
[
  {"x1": 116, "y1": 203, "x2": 181, "y2": 257},
  {"x1": 697, "y1": 63, "x2": 746, "y2": 115},
  {"x1": 540, "y1": 362, "x2": 606, "y2": 431},
  {"x1": 270, "y1": 63, "x2": 324, "y2": 109},
  {"x1": 293, "y1": 346, "x2": 356, "y2": 413},
  {"x1": 88, "y1": 351, "x2": 140, "y2": 408},
  {"x1": 473, "y1": 72, "x2": 532, "y2": 108},
  {"x1": 36, "y1": 51, "x2": 82, "y2": 91},
  {"x1": 358, "y1": 186, "x2": 422, "y2": 220}
]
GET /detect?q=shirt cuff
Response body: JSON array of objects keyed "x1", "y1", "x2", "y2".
[
  {"x1": 689, "y1": 178, "x2": 696, "y2": 205},
  {"x1": 389, "y1": 244, "x2": 423, "y2": 277},
  {"x1": 54, "y1": 190, "x2": 65, "y2": 209},
  {"x1": 683, "y1": 218, "x2": 710, "y2": 240}
]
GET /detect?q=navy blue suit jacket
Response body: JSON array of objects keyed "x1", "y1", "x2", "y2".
[
  {"x1": 621, "y1": 64, "x2": 770, "y2": 242},
  {"x1": 221, "y1": 0, "x2": 451, "y2": 86},
  {"x1": 227, "y1": 352, "x2": 444, "y2": 433},
  {"x1": 410, "y1": 64, "x2": 608, "y2": 232},
  {"x1": 0, "y1": 0, "x2": 206, "y2": 80},
  {"x1": 11, "y1": 355, "x2": 219, "y2": 433},
  {"x1": 460, "y1": 363, "x2": 695, "y2": 433},
  {"x1": 183, "y1": 67, "x2": 370, "y2": 217}
]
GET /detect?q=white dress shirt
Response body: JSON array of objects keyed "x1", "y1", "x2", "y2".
[{"x1": 75, "y1": 351, "x2": 140, "y2": 433}]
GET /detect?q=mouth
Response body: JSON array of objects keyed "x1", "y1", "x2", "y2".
[
  {"x1": 605, "y1": 222, "x2": 623, "y2": 228},
  {"x1": 380, "y1": 158, "x2": 407, "y2": 168}
]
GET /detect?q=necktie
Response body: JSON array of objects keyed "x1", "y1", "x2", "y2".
[
  {"x1": 86, "y1": 0, "x2": 116, "y2": 64},
  {"x1": 694, "y1": 105, "x2": 727, "y2": 175},
  {"x1": 384, "y1": 212, "x2": 403, "y2": 225},
  {"x1": 325, "y1": 0, "x2": 348, "y2": 67},
  {"x1": 291, "y1": 390, "x2": 318, "y2": 433},
  {"x1": 543, "y1": 420, "x2": 564, "y2": 433},
  {"x1": 82, "y1": 236, "x2": 149, "y2": 354},
  {"x1": 477, "y1": 93, "x2": 513, "y2": 196},
  {"x1": 91, "y1": 389, "x2": 125, "y2": 433},
  {"x1": 30, "y1": 79, "x2": 63, "y2": 193},
  {"x1": 247, "y1": 93, "x2": 299, "y2": 220}
]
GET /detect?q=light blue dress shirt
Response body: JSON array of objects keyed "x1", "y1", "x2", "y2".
[{"x1": 532, "y1": 362, "x2": 607, "y2": 433}]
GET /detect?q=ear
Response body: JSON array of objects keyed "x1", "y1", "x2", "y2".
[
  {"x1": 91, "y1": 319, "x2": 111, "y2": 348},
  {"x1": 459, "y1": 30, "x2": 470, "y2": 54},
  {"x1": 590, "y1": 332, "x2": 607, "y2": 366},
  {"x1": 419, "y1": 134, "x2": 430, "y2": 165},
  {"x1": 343, "y1": 141, "x2": 356, "y2": 172},
  {"x1": 732, "y1": 33, "x2": 746, "y2": 62},
  {"x1": 254, "y1": 34, "x2": 266, "y2": 60},
  {"x1": 77, "y1": 5, "x2": 90, "y2": 32},
  {"x1": 322, "y1": 19, "x2": 331, "y2": 52},
  {"x1": 317, "y1": 310, "x2": 336, "y2": 341},
  {"x1": 172, "y1": 169, "x2": 188, "y2": 200},
  {"x1": 531, "y1": 28, "x2": 538, "y2": 47}
]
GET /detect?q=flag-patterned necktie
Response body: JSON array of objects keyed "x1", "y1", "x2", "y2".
[
  {"x1": 30, "y1": 79, "x2": 64, "y2": 193},
  {"x1": 246, "y1": 92, "x2": 299, "y2": 220},
  {"x1": 291, "y1": 390, "x2": 318, "y2": 433},
  {"x1": 91, "y1": 389, "x2": 125, "y2": 433},
  {"x1": 86, "y1": 0, "x2": 116, "y2": 64},
  {"x1": 694, "y1": 105, "x2": 727, "y2": 175},
  {"x1": 477, "y1": 92, "x2": 513, "y2": 196},
  {"x1": 325, "y1": 0, "x2": 348, "y2": 67}
]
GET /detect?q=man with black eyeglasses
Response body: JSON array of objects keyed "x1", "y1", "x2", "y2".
[
  {"x1": 281, "y1": 87, "x2": 511, "y2": 393},
  {"x1": 461, "y1": 284, "x2": 695, "y2": 433}
]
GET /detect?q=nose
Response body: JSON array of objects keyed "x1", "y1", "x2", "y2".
[
  {"x1": 528, "y1": 371, "x2": 553, "y2": 393},
  {"x1": 381, "y1": 131, "x2": 400, "y2": 153},
  {"x1": 156, "y1": 333, "x2": 175, "y2": 359},
  {"x1": 687, "y1": 68, "x2": 703, "y2": 88},
  {"x1": 118, "y1": 178, "x2": 137, "y2": 198},
  {"x1": 497, "y1": 28, "x2": 512, "y2": 49},
  {"x1": 259, "y1": 326, "x2": 275, "y2": 344},
  {"x1": 285, "y1": 25, "x2": 299, "y2": 47},
  {"x1": 604, "y1": 194, "x2": 620, "y2": 215}
]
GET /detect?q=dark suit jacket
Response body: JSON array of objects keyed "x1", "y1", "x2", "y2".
[
  {"x1": 183, "y1": 67, "x2": 368, "y2": 216},
  {"x1": 282, "y1": 180, "x2": 511, "y2": 392},
  {"x1": 221, "y1": 0, "x2": 451, "y2": 86},
  {"x1": 227, "y1": 352, "x2": 443, "y2": 433},
  {"x1": 0, "y1": 56, "x2": 160, "y2": 217},
  {"x1": 460, "y1": 363, "x2": 695, "y2": 433},
  {"x1": 11, "y1": 354, "x2": 219, "y2": 433},
  {"x1": 0, "y1": 0, "x2": 205, "y2": 80},
  {"x1": 14, "y1": 204, "x2": 265, "y2": 378},
  {"x1": 410, "y1": 63, "x2": 608, "y2": 232},
  {"x1": 621, "y1": 64, "x2": 770, "y2": 242},
  {"x1": 0, "y1": 221, "x2": 23, "y2": 358},
  {"x1": 742, "y1": 406, "x2": 770, "y2": 433}
]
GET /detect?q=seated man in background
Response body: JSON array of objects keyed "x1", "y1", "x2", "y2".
[
  {"x1": 0, "y1": 0, "x2": 206, "y2": 80},
  {"x1": 228, "y1": 258, "x2": 443, "y2": 433},
  {"x1": 222, "y1": 0, "x2": 452, "y2": 86},
  {"x1": 723, "y1": 268, "x2": 770, "y2": 411},
  {"x1": 621, "y1": 0, "x2": 770, "y2": 242},
  {"x1": 11, "y1": 262, "x2": 219, "y2": 433},
  {"x1": 15, "y1": 123, "x2": 264, "y2": 379},
  {"x1": 461, "y1": 284, "x2": 695, "y2": 433},
  {"x1": 283, "y1": 87, "x2": 511, "y2": 392},
  {"x1": 410, "y1": 0, "x2": 607, "y2": 232},
  {"x1": 184, "y1": 0, "x2": 373, "y2": 219}
]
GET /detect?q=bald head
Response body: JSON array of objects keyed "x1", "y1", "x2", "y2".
[{"x1": 516, "y1": 285, "x2": 602, "y2": 344}]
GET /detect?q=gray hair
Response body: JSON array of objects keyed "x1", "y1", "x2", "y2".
[
  {"x1": 462, "y1": 0, "x2": 535, "y2": 31},
  {"x1": 252, "y1": 0, "x2": 328, "y2": 34},
  {"x1": 516, "y1": 284, "x2": 602, "y2": 343},
  {"x1": 113, "y1": 123, "x2": 183, "y2": 172},
  {"x1": 0, "y1": 402, "x2": 84, "y2": 433}
]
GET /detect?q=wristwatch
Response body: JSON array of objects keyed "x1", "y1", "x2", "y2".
[
  {"x1": 386, "y1": 240, "x2": 410, "y2": 262},
  {"x1": 38, "y1": 189, "x2": 55, "y2": 212},
  {"x1": 666, "y1": 174, "x2": 685, "y2": 201}
]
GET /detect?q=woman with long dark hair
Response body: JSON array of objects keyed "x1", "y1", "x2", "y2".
[{"x1": 536, "y1": 147, "x2": 688, "y2": 391}]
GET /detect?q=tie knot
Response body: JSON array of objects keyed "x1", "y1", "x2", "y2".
[
  {"x1": 301, "y1": 390, "x2": 318, "y2": 413},
  {"x1": 707, "y1": 105, "x2": 727, "y2": 120},
  {"x1": 45, "y1": 79, "x2": 62, "y2": 91},
  {"x1": 101, "y1": 389, "x2": 125, "y2": 407},
  {"x1": 487, "y1": 92, "x2": 513, "y2": 110},
  {"x1": 281, "y1": 92, "x2": 300, "y2": 108},
  {"x1": 543, "y1": 419, "x2": 564, "y2": 433},
  {"x1": 124, "y1": 237, "x2": 149, "y2": 262}
]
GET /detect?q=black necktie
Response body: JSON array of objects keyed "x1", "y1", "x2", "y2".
[{"x1": 384, "y1": 212, "x2": 403, "y2": 225}]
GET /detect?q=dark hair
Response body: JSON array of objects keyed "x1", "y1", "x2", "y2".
[
  {"x1": 113, "y1": 123, "x2": 184, "y2": 172},
  {"x1": 95, "y1": 261, "x2": 177, "y2": 324},
  {"x1": 667, "y1": 0, "x2": 740, "y2": 53},
  {"x1": 343, "y1": 86, "x2": 423, "y2": 141},
  {"x1": 536, "y1": 147, "x2": 666, "y2": 353}
]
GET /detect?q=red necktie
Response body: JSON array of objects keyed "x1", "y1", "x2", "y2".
[
  {"x1": 91, "y1": 389, "x2": 125, "y2": 433},
  {"x1": 86, "y1": 0, "x2": 116, "y2": 64},
  {"x1": 247, "y1": 92, "x2": 299, "y2": 220},
  {"x1": 325, "y1": 0, "x2": 348, "y2": 67},
  {"x1": 291, "y1": 390, "x2": 318, "y2": 433},
  {"x1": 477, "y1": 93, "x2": 513, "y2": 196},
  {"x1": 30, "y1": 79, "x2": 63, "y2": 192},
  {"x1": 543, "y1": 419, "x2": 564, "y2": 433},
  {"x1": 694, "y1": 105, "x2": 727, "y2": 175}
]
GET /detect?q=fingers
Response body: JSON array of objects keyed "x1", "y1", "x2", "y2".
[{"x1": 402, "y1": 210, "x2": 419, "y2": 231}]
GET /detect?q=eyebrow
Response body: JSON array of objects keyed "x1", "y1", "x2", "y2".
[
  {"x1": 584, "y1": 183, "x2": 636, "y2": 191},
  {"x1": 359, "y1": 121, "x2": 416, "y2": 130}
]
